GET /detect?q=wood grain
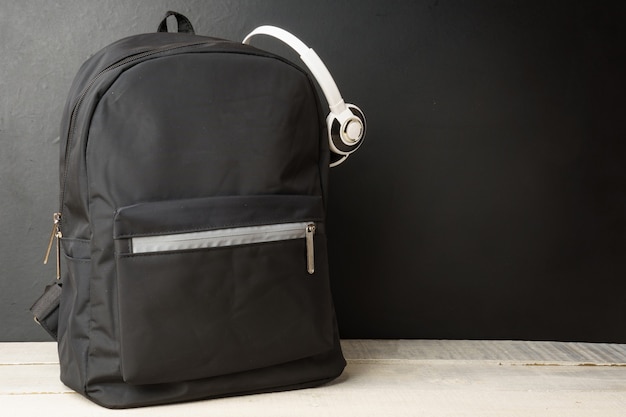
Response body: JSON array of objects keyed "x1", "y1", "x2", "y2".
[{"x1": 1, "y1": 341, "x2": 625, "y2": 416}]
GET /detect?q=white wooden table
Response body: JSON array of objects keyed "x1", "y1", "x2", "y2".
[{"x1": 2, "y1": 340, "x2": 625, "y2": 416}]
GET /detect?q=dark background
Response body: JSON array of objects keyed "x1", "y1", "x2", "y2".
[{"x1": 1, "y1": 1, "x2": 624, "y2": 342}]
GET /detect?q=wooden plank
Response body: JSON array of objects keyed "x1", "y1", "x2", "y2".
[
  {"x1": 341, "y1": 339, "x2": 626, "y2": 364},
  {"x1": 0, "y1": 364, "x2": 69, "y2": 395},
  {"x1": 1, "y1": 361, "x2": 626, "y2": 416},
  {"x1": 4, "y1": 340, "x2": 625, "y2": 365},
  {"x1": 0, "y1": 342, "x2": 58, "y2": 364},
  {"x1": 1, "y1": 341, "x2": 626, "y2": 416}
]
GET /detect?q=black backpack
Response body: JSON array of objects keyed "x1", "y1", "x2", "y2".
[{"x1": 31, "y1": 12, "x2": 365, "y2": 408}]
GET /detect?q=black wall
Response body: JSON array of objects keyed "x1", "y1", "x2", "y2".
[
  {"x1": 328, "y1": 1, "x2": 626, "y2": 342},
  {"x1": 2, "y1": 1, "x2": 625, "y2": 342}
]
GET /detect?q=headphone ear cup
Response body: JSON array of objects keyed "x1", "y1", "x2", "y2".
[
  {"x1": 346, "y1": 103, "x2": 366, "y2": 142},
  {"x1": 327, "y1": 104, "x2": 366, "y2": 156}
]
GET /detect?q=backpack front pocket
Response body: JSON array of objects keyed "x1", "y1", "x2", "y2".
[{"x1": 113, "y1": 195, "x2": 334, "y2": 385}]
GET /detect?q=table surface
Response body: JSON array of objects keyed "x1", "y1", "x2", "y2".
[{"x1": 2, "y1": 339, "x2": 626, "y2": 416}]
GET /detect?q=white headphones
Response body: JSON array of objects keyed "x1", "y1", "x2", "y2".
[{"x1": 243, "y1": 26, "x2": 366, "y2": 167}]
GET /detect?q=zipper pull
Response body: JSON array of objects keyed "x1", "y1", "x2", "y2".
[
  {"x1": 43, "y1": 213, "x2": 60, "y2": 264},
  {"x1": 305, "y1": 223, "x2": 316, "y2": 274},
  {"x1": 43, "y1": 213, "x2": 62, "y2": 280}
]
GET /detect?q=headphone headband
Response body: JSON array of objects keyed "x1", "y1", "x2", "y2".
[
  {"x1": 243, "y1": 26, "x2": 365, "y2": 166},
  {"x1": 243, "y1": 26, "x2": 347, "y2": 114}
]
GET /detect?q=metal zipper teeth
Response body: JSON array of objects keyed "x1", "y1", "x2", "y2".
[{"x1": 57, "y1": 41, "x2": 213, "y2": 218}]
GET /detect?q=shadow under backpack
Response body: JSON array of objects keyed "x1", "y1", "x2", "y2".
[{"x1": 30, "y1": 11, "x2": 366, "y2": 408}]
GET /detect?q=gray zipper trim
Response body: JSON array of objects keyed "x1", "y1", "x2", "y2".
[{"x1": 131, "y1": 222, "x2": 311, "y2": 254}]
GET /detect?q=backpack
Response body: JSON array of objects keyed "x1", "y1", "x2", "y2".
[{"x1": 30, "y1": 11, "x2": 365, "y2": 408}]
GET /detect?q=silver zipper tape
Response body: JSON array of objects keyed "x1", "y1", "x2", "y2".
[{"x1": 131, "y1": 222, "x2": 311, "y2": 254}]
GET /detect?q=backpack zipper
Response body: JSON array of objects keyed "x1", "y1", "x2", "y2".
[
  {"x1": 130, "y1": 222, "x2": 317, "y2": 274},
  {"x1": 305, "y1": 223, "x2": 316, "y2": 274},
  {"x1": 44, "y1": 40, "x2": 311, "y2": 278},
  {"x1": 43, "y1": 212, "x2": 62, "y2": 280}
]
